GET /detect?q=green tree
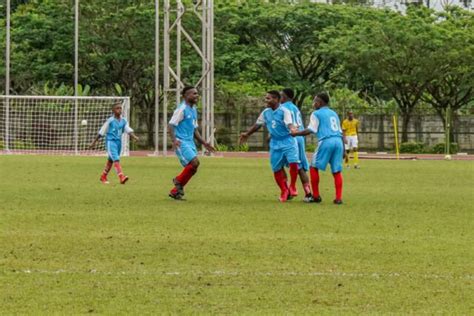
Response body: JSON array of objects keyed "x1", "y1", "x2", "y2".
[
  {"x1": 422, "y1": 7, "x2": 474, "y2": 135},
  {"x1": 327, "y1": 7, "x2": 441, "y2": 141},
  {"x1": 214, "y1": 3, "x2": 370, "y2": 107}
]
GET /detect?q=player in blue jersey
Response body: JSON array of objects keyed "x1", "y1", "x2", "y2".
[
  {"x1": 291, "y1": 92, "x2": 344, "y2": 205},
  {"x1": 280, "y1": 88, "x2": 312, "y2": 201},
  {"x1": 168, "y1": 86, "x2": 216, "y2": 200},
  {"x1": 240, "y1": 90, "x2": 300, "y2": 202},
  {"x1": 89, "y1": 102, "x2": 139, "y2": 185}
]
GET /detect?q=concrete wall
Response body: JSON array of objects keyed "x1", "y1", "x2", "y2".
[{"x1": 213, "y1": 113, "x2": 474, "y2": 152}]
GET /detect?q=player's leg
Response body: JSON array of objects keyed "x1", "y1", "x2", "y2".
[
  {"x1": 352, "y1": 136, "x2": 360, "y2": 168},
  {"x1": 100, "y1": 158, "x2": 113, "y2": 184},
  {"x1": 329, "y1": 138, "x2": 344, "y2": 204},
  {"x1": 283, "y1": 142, "x2": 300, "y2": 198},
  {"x1": 344, "y1": 139, "x2": 351, "y2": 168},
  {"x1": 297, "y1": 137, "x2": 312, "y2": 199},
  {"x1": 271, "y1": 148, "x2": 290, "y2": 202},
  {"x1": 170, "y1": 141, "x2": 198, "y2": 199},
  {"x1": 310, "y1": 140, "x2": 330, "y2": 202},
  {"x1": 107, "y1": 140, "x2": 128, "y2": 184}
]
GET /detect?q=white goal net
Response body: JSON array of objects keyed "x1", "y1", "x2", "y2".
[{"x1": 0, "y1": 96, "x2": 131, "y2": 156}]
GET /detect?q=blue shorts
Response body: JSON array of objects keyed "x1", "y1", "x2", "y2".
[
  {"x1": 296, "y1": 136, "x2": 309, "y2": 171},
  {"x1": 270, "y1": 142, "x2": 300, "y2": 172},
  {"x1": 106, "y1": 140, "x2": 122, "y2": 161},
  {"x1": 312, "y1": 137, "x2": 344, "y2": 173},
  {"x1": 176, "y1": 140, "x2": 198, "y2": 167}
]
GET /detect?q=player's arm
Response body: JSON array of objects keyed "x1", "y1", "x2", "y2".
[
  {"x1": 291, "y1": 128, "x2": 312, "y2": 137},
  {"x1": 292, "y1": 112, "x2": 318, "y2": 137},
  {"x1": 341, "y1": 120, "x2": 348, "y2": 144},
  {"x1": 89, "y1": 134, "x2": 102, "y2": 149},
  {"x1": 124, "y1": 120, "x2": 139, "y2": 142},
  {"x1": 240, "y1": 124, "x2": 262, "y2": 144},
  {"x1": 194, "y1": 129, "x2": 216, "y2": 152},
  {"x1": 168, "y1": 124, "x2": 180, "y2": 149},
  {"x1": 89, "y1": 119, "x2": 109, "y2": 149},
  {"x1": 240, "y1": 111, "x2": 264, "y2": 144},
  {"x1": 168, "y1": 107, "x2": 185, "y2": 149}
]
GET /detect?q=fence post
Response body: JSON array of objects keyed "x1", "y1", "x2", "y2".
[{"x1": 393, "y1": 114, "x2": 400, "y2": 160}]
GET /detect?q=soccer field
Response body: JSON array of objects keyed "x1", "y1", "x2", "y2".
[{"x1": 1, "y1": 156, "x2": 473, "y2": 314}]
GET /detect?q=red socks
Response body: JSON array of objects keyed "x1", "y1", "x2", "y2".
[
  {"x1": 113, "y1": 161, "x2": 123, "y2": 176},
  {"x1": 102, "y1": 160, "x2": 113, "y2": 176},
  {"x1": 289, "y1": 163, "x2": 299, "y2": 191},
  {"x1": 310, "y1": 167, "x2": 320, "y2": 198},
  {"x1": 175, "y1": 163, "x2": 198, "y2": 187},
  {"x1": 333, "y1": 172, "x2": 343, "y2": 201},
  {"x1": 273, "y1": 169, "x2": 289, "y2": 194}
]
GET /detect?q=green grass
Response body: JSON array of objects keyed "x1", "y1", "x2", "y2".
[{"x1": 1, "y1": 156, "x2": 473, "y2": 314}]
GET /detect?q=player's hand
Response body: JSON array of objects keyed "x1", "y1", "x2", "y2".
[
  {"x1": 290, "y1": 128, "x2": 299, "y2": 137},
  {"x1": 172, "y1": 139, "x2": 181, "y2": 150},
  {"x1": 204, "y1": 142, "x2": 216, "y2": 153},
  {"x1": 239, "y1": 133, "x2": 248, "y2": 144},
  {"x1": 88, "y1": 142, "x2": 96, "y2": 150}
]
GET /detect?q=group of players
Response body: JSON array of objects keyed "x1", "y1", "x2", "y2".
[{"x1": 91, "y1": 86, "x2": 361, "y2": 204}]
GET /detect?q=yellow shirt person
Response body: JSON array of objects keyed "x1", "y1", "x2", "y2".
[
  {"x1": 342, "y1": 111, "x2": 360, "y2": 169},
  {"x1": 342, "y1": 118, "x2": 359, "y2": 136}
]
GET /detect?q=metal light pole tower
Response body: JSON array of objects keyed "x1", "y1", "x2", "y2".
[
  {"x1": 162, "y1": 0, "x2": 214, "y2": 155},
  {"x1": 5, "y1": 0, "x2": 11, "y2": 152}
]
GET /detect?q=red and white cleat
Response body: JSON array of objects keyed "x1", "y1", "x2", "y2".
[
  {"x1": 119, "y1": 174, "x2": 129, "y2": 184},
  {"x1": 289, "y1": 186, "x2": 298, "y2": 197},
  {"x1": 279, "y1": 190, "x2": 290, "y2": 203},
  {"x1": 100, "y1": 175, "x2": 109, "y2": 184}
]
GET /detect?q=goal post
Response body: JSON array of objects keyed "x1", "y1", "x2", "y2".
[{"x1": 0, "y1": 96, "x2": 131, "y2": 156}]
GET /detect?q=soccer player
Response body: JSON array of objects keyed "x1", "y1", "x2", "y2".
[
  {"x1": 240, "y1": 90, "x2": 300, "y2": 202},
  {"x1": 342, "y1": 111, "x2": 360, "y2": 168},
  {"x1": 89, "y1": 102, "x2": 139, "y2": 184},
  {"x1": 168, "y1": 86, "x2": 216, "y2": 200},
  {"x1": 291, "y1": 92, "x2": 344, "y2": 204},
  {"x1": 280, "y1": 88, "x2": 312, "y2": 201}
]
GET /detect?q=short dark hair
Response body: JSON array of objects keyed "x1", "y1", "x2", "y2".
[
  {"x1": 282, "y1": 88, "x2": 294, "y2": 100},
  {"x1": 316, "y1": 92, "x2": 330, "y2": 104},
  {"x1": 182, "y1": 86, "x2": 195, "y2": 96},
  {"x1": 112, "y1": 101, "x2": 122, "y2": 109},
  {"x1": 267, "y1": 90, "x2": 281, "y2": 100}
]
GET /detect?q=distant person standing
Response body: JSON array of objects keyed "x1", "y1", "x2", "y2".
[{"x1": 342, "y1": 111, "x2": 360, "y2": 169}]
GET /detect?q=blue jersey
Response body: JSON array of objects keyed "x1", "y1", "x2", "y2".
[
  {"x1": 308, "y1": 106, "x2": 343, "y2": 141},
  {"x1": 169, "y1": 102, "x2": 198, "y2": 142},
  {"x1": 98, "y1": 116, "x2": 133, "y2": 142},
  {"x1": 281, "y1": 101, "x2": 304, "y2": 131},
  {"x1": 256, "y1": 106, "x2": 296, "y2": 149}
]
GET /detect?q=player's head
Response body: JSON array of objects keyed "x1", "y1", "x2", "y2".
[
  {"x1": 265, "y1": 90, "x2": 281, "y2": 108},
  {"x1": 112, "y1": 102, "x2": 123, "y2": 116},
  {"x1": 347, "y1": 110, "x2": 354, "y2": 120},
  {"x1": 313, "y1": 92, "x2": 329, "y2": 110},
  {"x1": 182, "y1": 86, "x2": 199, "y2": 105},
  {"x1": 280, "y1": 88, "x2": 294, "y2": 103}
]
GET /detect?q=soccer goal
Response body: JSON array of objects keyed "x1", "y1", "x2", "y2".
[{"x1": 0, "y1": 96, "x2": 131, "y2": 156}]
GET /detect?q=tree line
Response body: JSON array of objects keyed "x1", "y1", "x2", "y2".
[{"x1": 0, "y1": 0, "x2": 473, "y2": 146}]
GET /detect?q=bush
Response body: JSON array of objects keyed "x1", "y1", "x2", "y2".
[
  {"x1": 216, "y1": 144, "x2": 229, "y2": 152},
  {"x1": 234, "y1": 143, "x2": 249, "y2": 152},
  {"x1": 431, "y1": 143, "x2": 459, "y2": 154},
  {"x1": 399, "y1": 142, "x2": 425, "y2": 154}
]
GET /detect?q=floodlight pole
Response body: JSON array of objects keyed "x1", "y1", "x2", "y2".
[
  {"x1": 5, "y1": 0, "x2": 11, "y2": 152},
  {"x1": 162, "y1": 0, "x2": 214, "y2": 156},
  {"x1": 154, "y1": 0, "x2": 160, "y2": 155},
  {"x1": 74, "y1": 0, "x2": 79, "y2": 155}
]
